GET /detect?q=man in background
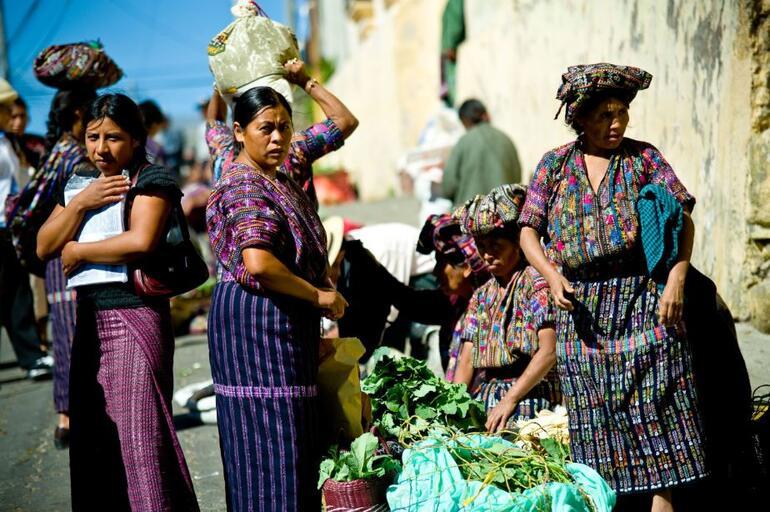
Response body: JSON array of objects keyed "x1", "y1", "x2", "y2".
[
  {"x1": 441, "y1": 99, "x2": 521, "y2": 207},
  {"x1": 0, "y1": 79, "x2": 52, "y2": 380}
]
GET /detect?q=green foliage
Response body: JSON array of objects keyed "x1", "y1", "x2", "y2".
[
  {"x1": 361, "y1": 356, "x2": 485, "y2": 442},
  {"x1": 317, "y1": 433, "x2": 401, "y2": 489},
  {"x1": 447, "y1": 436, "x2": 574, "y2": 495}
]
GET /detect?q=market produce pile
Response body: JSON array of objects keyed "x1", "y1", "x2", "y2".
[
  {"x1": 448, "y1": 433, "x2": 572, "y2": 494},
  {"x1": 360, "y1": 355, "x2": 485, "y2": 442},
  {"x1": 319, "y1": 356, "x2": 616, "y2": 512}
]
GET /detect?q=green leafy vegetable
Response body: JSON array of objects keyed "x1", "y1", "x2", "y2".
[
  {"x1": 446, "y1": 435, "x2": 574, "y2": 496},
  {"x1": 317, "y1": 433, "x2": 401, "y2": 489},
  {"x1": 361, "y1": 356, "x2": 485, "y2": 442}
]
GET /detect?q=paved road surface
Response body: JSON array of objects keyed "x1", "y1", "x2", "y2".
[{"x1": 2, "y1": 195, "x2": 769, "y2": 511}]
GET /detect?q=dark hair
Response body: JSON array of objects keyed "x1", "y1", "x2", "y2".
[
  {"x1": 233, "y1": 87, "x2": 292, "y2": 128},
  {"x1": 83, "y1": 93, "x2": 148, "y2": 165},
  {"x1": 44, "y1": 88, "x2": 97, "y2": 151},
  {"x1": 458, "y1": 99, "x2": 487, "y2": 125},
  {"x1": 488, "y1": 225, "x2": 520, "y2": 241},
  {"x1": 569, "y1": 89, "x2": 633, "y2": 134},
  {"x1": 138, "y1": 100, "x2": 166, "y2": 129},
  {"x1": 13, "y1": 96, "x2": 27, "y2": 110}
]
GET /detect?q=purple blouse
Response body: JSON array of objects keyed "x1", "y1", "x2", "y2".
[
  {"x1": 206, "y1": 120, "x2": 343, "y2": 291},
  {"x1": 206, "y1": 119, "x2": 344, "y2": 209}
]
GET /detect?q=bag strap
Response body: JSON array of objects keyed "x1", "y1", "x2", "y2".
[
  {"x1": 124, "y1": 163, "x2": 152, "y2": 229},
  {"x1": 125, "y1": 164, "x2": 193, "y2": 246}
]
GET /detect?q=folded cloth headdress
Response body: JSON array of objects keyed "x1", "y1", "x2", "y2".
[
  {"x1": 456, "y1": 184, "x2": 527, "y2": 239},
  {"x1": 417, "y1": 214, "x2": 489, "y2": 283},
  {"x1": 34, "y1": 41, "x2": 122, "y2": 90},
  {"x1": 554, "y1": 63, "x2": 652, "y2": 123}
]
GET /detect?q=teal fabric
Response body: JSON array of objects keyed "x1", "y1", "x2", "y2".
[
  {"x1": 386, "y1": 435, "x2": 616, "y2": 511},
  {"x1": 637, "y1": 183, "x2": 682, "y2": 286}
]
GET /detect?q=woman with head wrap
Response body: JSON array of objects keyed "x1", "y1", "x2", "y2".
[
  {"x1": 416, "y1": 213, "x2": 490, "y2": 380},
  {"x1": 519, "y1": 63, "x2": 706, "y2": 510},
  {"x1": 456, "y1": 184, "x2": 561, "y2": 432}
]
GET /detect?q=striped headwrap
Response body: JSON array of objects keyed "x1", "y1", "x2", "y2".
[
  {"x1": 456, "y1": 184, "x2": 527, "y2": 238},
  {"x1": 554, "y1": 63, "x2": 652, "y2": 123},
  {"x1": 417, "y1": 213, "x2": 489, "y2": 284}
]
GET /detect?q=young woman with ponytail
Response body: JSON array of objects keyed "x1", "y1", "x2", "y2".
[{"x1": 37, "y1": 86, "x2": 96, "y2": 449}]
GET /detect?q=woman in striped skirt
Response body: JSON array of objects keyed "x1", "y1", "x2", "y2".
[
  {"x1": 206, "y1": 60, "x2": 357, "y2": 511},
  {"x1": 38, "y1": 87, "x2": 96, "y2": 449},
  {"x1": 519, "y1": 64, "x2": 707, "y2": 511},
  {"x1": 37, "y1": 93, "x2": 198, "y2": 511}
]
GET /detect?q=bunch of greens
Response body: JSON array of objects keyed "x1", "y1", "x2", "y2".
[
  {"x1": 317, "y1": 432, "x2": 401, "y2": 489},
  {"x1": 361, "y1": 356, "x2": 484, "y2": 442},
  {"x1": 449, "y1": 436, "x2": 573, "y2": 495}
]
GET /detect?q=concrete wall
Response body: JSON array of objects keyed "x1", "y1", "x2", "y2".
[
  {"x1": 324, "y1": 0, "x2": 445, "y2": 197},
  {"x1": 323, "y1": 0, "x2": 770, "y2": 329}
]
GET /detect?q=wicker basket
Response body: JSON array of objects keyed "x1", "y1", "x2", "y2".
[{"x1": 322, "y1": 476, "x2": 390, "y2": 512}]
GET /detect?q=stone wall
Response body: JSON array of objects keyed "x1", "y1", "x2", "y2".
[
  {"x1": 745, "y1": 0, "x2": 770, "y2": 331},
  {"x1": 324, "y1": 0, "x2": 770, "y2": 330}
]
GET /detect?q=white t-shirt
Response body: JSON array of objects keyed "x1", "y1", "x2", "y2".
[
  {"x1": 0, "y1": 134, "x2": 20, "y2": 228},
  {"x1": 346, "y1": 223, "x2": 436, "y2": 285}
]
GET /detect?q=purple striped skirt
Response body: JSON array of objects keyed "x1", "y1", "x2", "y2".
[
  {"x1": 68, "y1": 301, "x2": 199, "y2": 511},
  {"x1": 45, "y1": 257, "x2": 77, "y2": 413},
  {"x1": 208, "y1": 281, "x2": 321, "y2": 512}
]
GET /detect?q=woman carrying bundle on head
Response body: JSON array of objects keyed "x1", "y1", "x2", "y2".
[
  {"x1": 454, "y1": 184, "x2": 562, "y2": 433},
  {"x1": 37, "y1": 93, "x2": 199, "y2": 511},
  {"x1": 205, "y1": 61, "x2": 357, "y2": 508}
]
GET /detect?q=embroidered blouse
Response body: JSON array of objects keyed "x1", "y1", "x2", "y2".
[
  {"x1": 206, "y1": 118, "x2": 344, "y2": 209},
  {"x1": 464, "y1": 266, "x2": 555, "y2": 369},
  {"x1": 518, "y1": 138, "x2": 695, "y2": 271}
]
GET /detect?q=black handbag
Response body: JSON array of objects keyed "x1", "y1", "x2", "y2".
[{"x1": 126, "y1": 166, "x2": 209, "y2": 298}]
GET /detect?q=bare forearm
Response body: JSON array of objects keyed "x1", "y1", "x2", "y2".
[
  {"x1": 306, "y1": 82, "x2": 358, "y2": 137},
  {"x1": 669, "y1": 212, "x2": 694, "y2": 282},
  {"x1": 74, "y1": 231, "x2": 160, "y2": 265},
  {"x1": 453, "y1": 342, "x2": 475, "y2": 386},
  {"x1": 206, "y1": 91, "x2": 227, "y2": 124},
  {"x1": 37, "y1": 204, "x2": 87, "y2": 260},
  {"x1": 258, "y1": 266, "x2": 319, "y2": 303},
  {"x1": 243, "y1": 250, "x2": 320, "y2": 304},
  {"x1": 520, "y1": 227, "x2": 558, "y2": 281}
]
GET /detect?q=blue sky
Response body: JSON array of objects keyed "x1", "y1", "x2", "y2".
[{"x1": 4, "y1": 0, "x2": 286, "y2": 134}]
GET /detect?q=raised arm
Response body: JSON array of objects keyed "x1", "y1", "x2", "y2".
[
  {"x1": 206, "y1": 89, "x2": 227, "y2": 124},
  {"x1": 284, "y1": 59, "x2": 358, "y2": 138}
]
